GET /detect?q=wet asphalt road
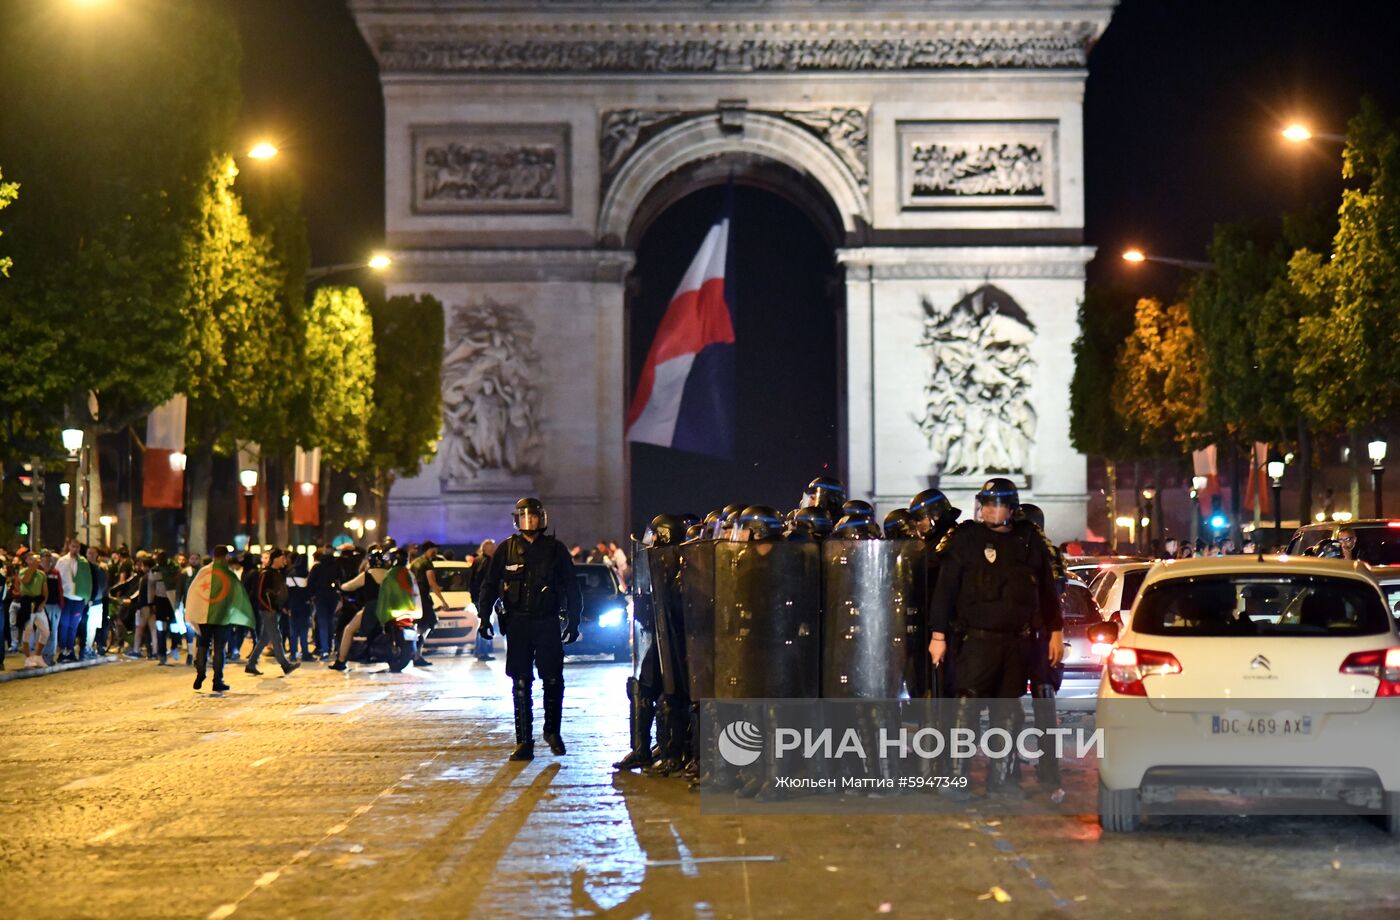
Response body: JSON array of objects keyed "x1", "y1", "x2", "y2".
[{"x1": 3, "y1": 655, "x2": 1400, "y2": 919}]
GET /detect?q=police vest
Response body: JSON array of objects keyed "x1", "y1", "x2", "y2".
[{"x1": 499, "y1": 535, "x2": 564, "y2": 618}]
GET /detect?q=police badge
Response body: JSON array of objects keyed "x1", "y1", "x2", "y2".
[{"x1": 984, "y1": 545, "x2": 997, "y2": 564}]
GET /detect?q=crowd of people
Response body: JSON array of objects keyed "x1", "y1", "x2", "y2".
[{"x1": 0, "y1": 537, "x2": 500, "y2": 682}]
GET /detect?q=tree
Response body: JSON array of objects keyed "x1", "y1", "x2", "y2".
[
  {"x1": 0, "y1": 168, "x2": 15, "y2": 277},
  {"x1": 302, "y1": 286, "x2": 375, "y2": 470},
  {"x1": 1113, "y1": 297, "x2": 1204, "y2": 453},
  {"x1": 359, "y1": 293, "x2": 445, "y2": 531}
]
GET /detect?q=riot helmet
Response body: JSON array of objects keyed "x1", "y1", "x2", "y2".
[
  {"x1": 1019, "y1": 502, "x2": 1046, "y2": 531},
  {"x1": 720, "y1": 508, "x2": 743, "y2": 540},
  {"x1": 737, "y1": 505, "x2": 785, "y2": 542},
  {"x1": 833, "y1": 514, "x2": 882, "y2": 540},
  {"x1": 909, "y1": 488, "x2": 959, "y2": 523},
  {"x1": 512, "y1": 497, "x2": 548, "y2": 534},
  {"x1": 804, "y1": 476, "x2": 846, "y2": 515},
  {"x1": 649, "y1": 513, "x2": 683, "y2": 547},
  {"x1": 840, "y1": 499, "x2": 875, "y2": 521},
  {"x1": 677, "y1": 512, "x2": 701, "y2": 531},
  {"x1": 882, "y1": 508, "x2": 917, "y2": 539},
  {"x1": 975, "y1": 478, "x2": 1019, "y2": 530},
  {"x1": 702, "y1": 510, "x2": 723, "y2": 539},
  {"x1": 791, "y1": 506, "x2": 834, "y2": 540},
  {"x1": 684, "y1": 524, "x2": 706, "y2": 543}
]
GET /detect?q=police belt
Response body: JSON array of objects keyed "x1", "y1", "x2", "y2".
[{"x1": 959, "y1": 624, "x2": 1032, "y2": 641}]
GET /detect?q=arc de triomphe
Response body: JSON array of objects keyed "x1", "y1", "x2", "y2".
[{"x1": 351, "y1": 0, "x2": 1115, "y2": 545}]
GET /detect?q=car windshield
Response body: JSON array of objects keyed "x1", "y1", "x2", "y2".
[
  {"x1": 1132, "y1": 574, "x2": 1390, "y2": 637},
  {"x1": 436, "y1": 568, "x2": 472, "y2": 592},
  {"x1": 575, "y1": 567, "x2": 618, "y2": 594},
  {"x1": 1347, "y1": 526, "x2": 1400, "y2": 565}
]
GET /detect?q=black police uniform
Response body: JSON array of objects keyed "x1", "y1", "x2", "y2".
[
  {"x1": 929, "y1": 519, "x2": 1060, "y2": 791},
  {"x1": 477, "y1": 531, "x2": 583, "y2": 759}
]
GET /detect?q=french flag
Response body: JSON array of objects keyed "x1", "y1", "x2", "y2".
[{"x1": 626, "y1": 209, "x2": 736, "y2": 458}]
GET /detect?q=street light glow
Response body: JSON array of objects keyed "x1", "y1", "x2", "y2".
[
  {"x1": 61, "y1": 427, "x2": 83, "y2": 454},
  {"x1": 1368, "y1": 439, "x2": 1388, "y2": 465},
  {"x1": 239, "y1": 468, "x2": 259, "y2": 491},
  {"x1": 1121, "y1": 249, "x2": 1145, "y2": 263},
  {"x1": 169, "y1": 451, "x2": 187, "y2": 472},
  {"x1": 367, "y1": 252, "x2": 393, "y2": 271},
  {"x1": 247, "y1": 141, "x2": 279, "y2": 160},
  {"x1": 1282, "y1": 123, "x2": 1313, "y2": 142}
]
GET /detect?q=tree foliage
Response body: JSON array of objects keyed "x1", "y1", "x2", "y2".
[
  {"x1": 0, "y1": 168, "x2": 15, "y2": 278},
  {"x1": 364, "y1": 293, "x2": 444, "y2": 481},
  {"x1": 1069, "y1": 284, "x2": 1139, "y2": 458},
  {"x1": 1113, "y1": 297, "x2": 1204, "y2": 452},
  {"x1": 302, "y1": 286, "x2": 375, "y2": 469}
]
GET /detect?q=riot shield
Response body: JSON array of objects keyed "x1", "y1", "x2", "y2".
[
  {"x1": 629, "y1": 538, "x2": 656, "y2": 681},
  {"x1": 679, "y1": 541, "x2": 717, "y2": 701},
  {"x1": 714, "y1": 540, "x2": 821, "y2": 699},
  {"x1": 648, "y1": 544, "x2": 687, "y2": 697},
  {"x1": 821, "y1": 538, "x2": 928, "y2": 699}
]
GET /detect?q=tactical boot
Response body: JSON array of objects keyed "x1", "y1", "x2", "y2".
[
  {"x1": 542, "y1": 677, "x2": 566, "y2": 755},
  {"x1": 645, "y1": 696, "x2": 681, "y2": 776},
  {"x1": 940, "y1": 696, "x2": 978, "y2": 802},
  {"x1": 1031, "y1": 683, "x2": 1064, "y2": 798},
  {"x1": 613, "y1": 678, "x2": 657, "y2": 770},
  {"x1": 510, "y1": 678, "x2": 535, "y2": 761},
  {"x1": 984, "y1": 700, "x2": 1026, "y2": 799}
]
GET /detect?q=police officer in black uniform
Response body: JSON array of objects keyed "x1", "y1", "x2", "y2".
[
  {"x1": 909, "y1": 488, "x2": 962, "y2": 699},
  {"x1": 1017, "y1": 502, "x2": 1068, "y2": 797},
  {"x1": 477, "y1": 497, "x2": 584, "y2": 762},
  {"x1": 614, "y1": 514, "x2": 681, "y2": 771},
  {"x1": 927, "y1": 479, "x2": 1063, "y2": 795}
]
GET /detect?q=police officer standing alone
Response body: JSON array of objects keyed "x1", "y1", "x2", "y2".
[
  {"x1": 927, "y1": 479, "x2": 1063, "y2": 796},
  {"x1": 477, "y1": 498, "x2": 584, "y2": 762}
]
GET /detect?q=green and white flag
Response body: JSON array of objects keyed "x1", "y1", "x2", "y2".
[
  {"x1": 183, "y1": 560, "x2": 257, "y2": 630},
  {"x1": 375, "y1": 565, "x2": 421, "y2": 626}
]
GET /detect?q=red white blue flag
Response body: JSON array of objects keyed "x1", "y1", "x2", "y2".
[{"x1": 626, "y1": 208, "x2": 736, "y2": 458}]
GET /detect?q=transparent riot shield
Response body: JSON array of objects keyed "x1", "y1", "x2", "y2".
[
  {"x1": 713, "y1": 540, "x2": 821, "y2": 699},
  {"x1": 648, "y1": 544, "x2": 686, "y2": 697},
  {"x1": 821, "y1": 538, "x2": 928, "y2": 699},
  {"x1": 679, "y1": 541, "x2": 717, "y2": 701}
]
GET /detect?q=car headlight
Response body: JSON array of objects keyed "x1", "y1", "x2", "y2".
[{"x1": 598, "y1": 608, "x2": 624, "y2": 629}]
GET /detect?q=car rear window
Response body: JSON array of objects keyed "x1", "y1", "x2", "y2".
[
  {"x1": 1132, "y1": 574, "x2": 1390, "y2": 637},
  {"x1": 1061, "y1": 584, "x2": 1099, "y2": 623},
  {"x1": 436, "y1": 568, "x2": 472, "y2": 592},
  {"x1": 1288, "y1": 529, "x2": 1329, "y2": 555},
  {"x1": 575, "y1": 567, "x2": 618, "y2": 593}
]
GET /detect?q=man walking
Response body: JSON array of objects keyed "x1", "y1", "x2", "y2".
[
  {"x1": 185, "y1": 545, "x2": 258, "y2": 693},
  {"x1": 307, "y1": 545, "x2": 340, "y2": 661},
  {"x1": 468, "y1": 540, "x2": 496, "y2": 661},
  {"x1": 246, "y1": 549, "x2": 298, "y2": 677}
]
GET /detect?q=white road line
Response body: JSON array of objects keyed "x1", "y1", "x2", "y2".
[
  {"x1": 250, "y1": 756, "x2": 276, "y2": 768},
  {"x1": 88, "y1": 822, "x2": 136, "y2": 844}
]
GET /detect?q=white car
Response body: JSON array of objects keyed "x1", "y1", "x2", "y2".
[
  {"x1": 1093, "y1": 555, "x2": 1400, "y2": 834},
  {"x1": 421, "y1": 560, "x2": 482, "y2": 654},
  {"x1": 1089, "y1": 561, "x2": 1156, "y2": 624}
]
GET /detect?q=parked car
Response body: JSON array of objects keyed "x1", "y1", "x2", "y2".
[
  {"x1": 421, "y1": 560, "x2": 481, "y2": 654},
  {"x1": 568, "y1": 563, "x2": 631, "y2": 662},
  {"x1": 1092, "y1": 555, "x2": 1400, "y2": 834},
  {"x1": 1088, "y1": 561, "x2": 1157, "y2": 624},
  {"x1": 1066, "y1": 555, "x2": 1149, "y2": 585},
  {"x1": 1058, "y1": 579, "x2": 1113, "y2": 699},
  {"x1": 1287, "y1": 519, "x2": 1400, "y2": 563}
]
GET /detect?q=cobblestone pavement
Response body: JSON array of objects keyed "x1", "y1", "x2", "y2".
[{"x1": 2, "y1": 655, "x2": 1399, "y2": 919}]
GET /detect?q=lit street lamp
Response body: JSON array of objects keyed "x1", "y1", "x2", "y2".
[
  {"x1": 61, "y1": 427, "x2": 85, "y2": 540},
  {"x1": 1267, "y1": 460, "x2": 1286, "y2": 548},
  {"x1": 1140, "y1": 486, "x2": 1156, "y2": 552},
  {"x1": 60, "y1": 481, "x2": 71, "y2": 502},
  {"x1": 1281, "y1": 123, "x2": 1345, "y2": 144},
  {"x1": 239, "y1": 468, "x2": 259, "y2": 540},
  {"x1": 1190, "y1": 475, "x2": 1207, "y2": 546},
  {"x1": 1121, "y1": 249, "x2": 1215, "y2": 271},
  {"x1": 1369, "y1": 439, "x2": 1387, "y2": 519},
  {"x1": 247, "y1": 141, "x2": 280, "y2": 160},
  {"x1": 307, "y1": 253, "x2": 393, "y2": 285},
  {"x1": 99, "y1": 514, "x2": 115, "y2": 548}
]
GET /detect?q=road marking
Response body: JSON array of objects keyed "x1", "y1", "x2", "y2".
[
  {"x1": 250, "y1": 756, "x2": 276, "y2": 768},
  {"x1": 61, "y1": 774, "x2": 109, "y2": 791},
  {"x1": 293, "y1": 690, "x2": 389, "y2": 716},
  {"x1": 88, "y1": 822, "x2": 136, "y2": 844}
]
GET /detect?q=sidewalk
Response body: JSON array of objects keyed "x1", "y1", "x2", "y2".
[{"x1": 0, "y1": 653, "x2": 120, "y2": 685}]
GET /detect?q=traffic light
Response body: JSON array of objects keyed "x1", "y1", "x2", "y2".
[{"x1": 17, "y1": 522, "x2": 28, "y2": 536}]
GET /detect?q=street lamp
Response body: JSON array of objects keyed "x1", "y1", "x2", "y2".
[
  {"x1": 247, "y1": 141, "x2": 279, "y2": 160},
  {"x1": 1121, "y1": 249, "x2": 1215, "y2": 271},
  {"x1": 364, "y1": 518, "x2": 378, "y2": 533},
  {"x1": 342, "y1": 490, "x2": 357, "y2": 512},
  {"x1": 99, "y1": 514, "x2": 115, "y2": 548},
  {"x1": 1267, "y1": 460, "x2": 1286, "y2": 547},
  {"x1": 1140, "y1": 486, "x2": 1156, "y2": 552},
  {"x1": 169, "y1": 451, "x2": 187, "y2": 472},
  {"x1": 61, "y1": 428, "x2": 83, "y2": 455},
  {"x1": 307, "y1": 254, "x2": 394, "y2": 285},
  {"x1": 1190, "y1": 475, "x2": 1207, "y2": 546},
  {"x1": 1369, "y1": 439, "x2": 1387, "y2": 518},
  {"x1": 60, "y1": 481, "x2": 71, "y2": 501},
  {"x1": 346, "y1": 516, "x2": 364, "y2": 539},
  {"x1": 239, "y1": 468, "x2": 258, "y2": 538},
  {"x1": 1281, "y1": 123, "x2": 1345, "y2": 144}
]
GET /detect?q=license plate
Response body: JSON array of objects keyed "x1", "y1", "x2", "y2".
[{"x1": 1211, "y1": 713, "x2": 1312, "y2": 736}]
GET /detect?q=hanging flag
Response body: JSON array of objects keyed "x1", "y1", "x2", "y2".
[
  {"x1": 142, "y1": 395, "x2": 187, "y2": 509},
  {"x1": 626, "y1": 202, "x2": 736, "y2": 458},
  {"x1": 292, "y1": 446, "x2": 321, "y2": 526}
]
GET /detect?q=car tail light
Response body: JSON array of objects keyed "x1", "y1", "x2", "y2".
[
  {"x1": 1338, "y1": 648, "x2": 1400, "y2": 697},
  {"x1": 1090, "y1": 641, "x2": 1114, "y2": 659},
  {"x1": 1107, "y1": 647, "x2": 1183, "y2": 696},
  {"x1": 1387, "y1": 522, "x2": 1400, "y2": 529}
]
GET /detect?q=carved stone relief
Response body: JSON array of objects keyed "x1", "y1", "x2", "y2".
[
  {"x1": 440, "y1": 300, "x2": 542, "y2": 487},
  {"x1": 600, "y1": 106, "x2": 868, "y2": 192},
  {"x1": 898, "y1": 121, "x2": 1057, "y2": 210},
  {"x1": 916, "y1": 285, "x2": 1036, "y2": 476},
  {"x1": 413, "y1": 124, "x2": 571, "y2": 214}
]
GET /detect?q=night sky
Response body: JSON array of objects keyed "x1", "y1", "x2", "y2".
[{"x1": 221, "y1": 0, "x2": 1400, "y2": 531}]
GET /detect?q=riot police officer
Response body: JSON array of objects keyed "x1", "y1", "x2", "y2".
[
  {"x1": 788, "y1": 506, "x2": 834, "y2": 541},
  {"x1": 802, "y1": 476, "x2": 846, "y2": 518},
  {"x1": 909, "y1": 488, "x2": 961, "y2": 542},
  {"x1": 477, "y1": 498, "x2": 584, "y2": 762},
  {"x1": 614, "y1": 513, "x2": 679, "y2": 771},
  {"x1": 1017, "y1": 502, "x2": 1068, "y2": 798},
  {"x1": 910, "y1": 488, "x2": 962, "y2": 699},
  {"x1": 883, "y1": 508, "x2": 917, "y2": 539},
  {"x1": 927, "y1": 479, "x2": 1063, "y2": 795},
  {"x1": 840, "y1": 499, "x2": 876, "y2": 522},
  {"x1": 832, "y1": 514, "x2": 882, "y2": 540}
]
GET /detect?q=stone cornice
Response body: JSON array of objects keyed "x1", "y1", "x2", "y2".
[
  {"x1": 354, "y1": 12, "x2": 1114, "y2": 75},
  {"x1": 393, "y1": 248, "x2": 636, "y2": 283},
  {"x1": 837, "y1": 245, "x2": 1096, "y2": 279}
]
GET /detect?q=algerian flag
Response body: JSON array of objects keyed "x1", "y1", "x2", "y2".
[
  {"x1": 184, "y1": 561, "x2": 257, "y2": 630},
  {"x1": 375, "y1": 566, "x2": 421, "y2": 626},
  {"x1": 74, "y1": 557, "x2": 93, "y2": 600}
]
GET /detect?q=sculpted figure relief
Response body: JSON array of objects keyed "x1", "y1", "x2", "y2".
[
  {"x1": 440, "y1": 301, "x2": 542, "y2": 485},
  {"x1": 916, "y1": 285, "x2": 1037, "y2": 476}
]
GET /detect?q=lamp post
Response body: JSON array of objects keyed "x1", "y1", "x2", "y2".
[
  {"x1": 342, "y1": 491, "x2": 358, "y2": 541},
  {"x1": 1115, "y1": 515, "x2": 1136, "y2": 550},
  {"x1": 1140, "y1": 486, "x2": 1156, "y2": 553},
  {"x1": 61, "y1": 427, "x2": 83, "y2": 539},
  {"x1": 1190, "y1": 475, "x2": 1207, "y2": 547},
  {"x1": 99, "y1": 514, "x2": 114, "y2": 549},
  {"x1": 1267, "y1": 460, "x2": 1285, "y2": 548},
  {"x1": 1281, "y1": 123, "x2": 1346, "y2": 144},
  {"x1": 239, "y1": 468, "x2": 259, "y2": 545},
  {"x1": 1369, "y1": 439, "x2": 1387, "y2": 519},
  {"x1": 1121, "y1": 249, "x2": 1216, "y2": 271}
]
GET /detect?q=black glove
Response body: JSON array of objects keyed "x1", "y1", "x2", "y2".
[
  {"x1": 562, "y1": 617, "x2": 580, "y2": 644},
  {"x1": 477, "y1": 613, "x2": 494, "y2": 641}
]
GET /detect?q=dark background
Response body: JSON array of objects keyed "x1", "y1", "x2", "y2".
[{"x1": 219, "y1": 0, "x2": 1400, "y2": 534}]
